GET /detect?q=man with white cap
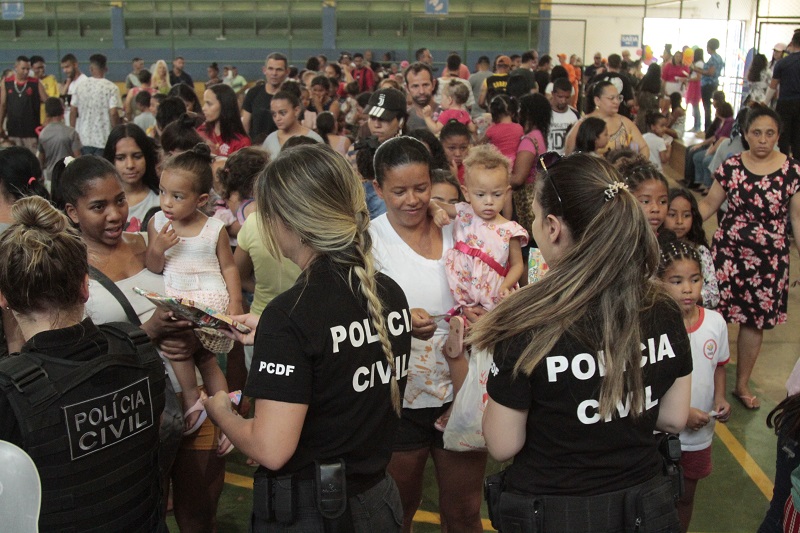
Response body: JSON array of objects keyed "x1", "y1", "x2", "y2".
[{"x1": 771, "y1": 43, "x2": 788, "y2": 70}]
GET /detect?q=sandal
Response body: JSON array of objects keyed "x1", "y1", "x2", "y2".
[
  {"x1": 733, "y1": 391, "x2": 760, "y2": 410},
  {"x1": 444, "y1": 316, "x2": 465, "y2": 359},
  {"x1": 217, "y1": 432, "x2": 235, "y2": 457},
  {"x1": 182, "y1": 394, "x2": 208, "y2": 436}
]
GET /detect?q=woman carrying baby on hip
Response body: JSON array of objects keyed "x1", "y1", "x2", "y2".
[{"x1": 430, "y1": 144, "x2": 528, "y2": 430}]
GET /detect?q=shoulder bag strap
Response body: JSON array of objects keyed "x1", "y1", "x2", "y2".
[
  {"x1": 88, "y1": 266, "x2": 142, "y2": 327},
  {"x1": 524, "y1": 132, "x2": 541, "y2": 158}
]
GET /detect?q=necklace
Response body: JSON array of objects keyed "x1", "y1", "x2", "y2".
[{"x1": 13, "y1": 79, "x2": 28, "y2": 98}]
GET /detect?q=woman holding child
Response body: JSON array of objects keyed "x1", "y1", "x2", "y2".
[
  {"x1": 369, "y1": 136, "x2": 488, "y2": 532},
  {"x1": 58, "y1": 155, "x2": 227, "y2": 533}
]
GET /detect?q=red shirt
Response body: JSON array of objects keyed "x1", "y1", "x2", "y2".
[
  {"x1": 353, "y1": 66, "x2": 375, "y2": 92},
  {"x1": 662, "y1": 63, "x2": 689, "y2": 83},
  {"x1": 197, "y1": 123, "x2": 251, "y2": 157}
]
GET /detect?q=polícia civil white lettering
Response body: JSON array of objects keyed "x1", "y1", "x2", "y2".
[
  {"x1": 572, "y1": 353, "x2": 595, "y2": 380},
  {"x1": 331, "y1": 309, "x2": 412, "y2": 353},
  {"x1": 352, "y1": 352, "x2": 409, "y2": 392},
  {"x1": 576, "y1": 385, "x2": 658, "y2": 424},
  {"x1": 546, "y1": 352, "x2": 600, "y2": 382},
  {"x1": 388, "y1": 310, "x2": 412, "y2": 336},
  {"x1": 639, "y1": 333, "x2": 676, "y2": 366},
  {"x1": 546, "y1": 355, "x2": 568, "y2": 382},
  {"x1": 78, "y1": 411, "x2": 150, "y2": 451},
  {"x1": 547, "y1": 335, "x2": 676, "y2": 383},
  {"x1": 74, "y1": 390, "x2": 146, "y2": 432}
]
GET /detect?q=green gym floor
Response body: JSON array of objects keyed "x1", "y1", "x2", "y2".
[{"x1": 168, "y1": 179, "x2": 796, "y2": 532}]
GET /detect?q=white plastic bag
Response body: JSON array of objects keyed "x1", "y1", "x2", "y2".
[{"x1": 443, "y1": 348, "x2": 493, "y2": 452}]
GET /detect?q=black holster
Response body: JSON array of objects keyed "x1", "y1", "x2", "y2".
[
  {"x1": 484, "y1": 469, "x2": 506, "y2": 530},
  {"x1": 657, "y1": 433, "x2": 685, "y2": 500},
  {"x1": 498, "y1": 491, "x2": 544, "y2": 533},
  {"x1": 252, "y1": 474, "x2": 297, "y2": 525}
]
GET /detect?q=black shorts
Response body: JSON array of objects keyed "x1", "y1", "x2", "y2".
[{"x1": 392, "y1": 404, "x2": 452, "y2": 452}]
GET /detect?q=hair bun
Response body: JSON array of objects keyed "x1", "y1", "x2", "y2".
[
  {"x1": 11, "y1": 196, "x2": 68, "y2": 234},
  {"x1": 178, "y1": 113, "x2": 196, "y2": 130},
  {"x1": 191, "y1": 142, "x2": 213, "y2": 161}
]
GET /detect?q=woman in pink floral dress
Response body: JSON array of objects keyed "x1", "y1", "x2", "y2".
[{"x1": 700, "y1": 106, "x2": 800, "y2": 410}]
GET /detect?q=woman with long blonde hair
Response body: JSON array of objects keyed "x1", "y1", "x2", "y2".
[
  {"x1": 151, "y1": 59, "x2": 171, "y2": 95},
  {"x1": 205, "y1": 144, "x2": 411, "y2": 531},
  {"x1": 477, "y1": 153, "x2": 692, "y2": 532}
]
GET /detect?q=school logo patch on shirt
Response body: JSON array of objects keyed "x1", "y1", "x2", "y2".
[{"x1": 703, "y1": 339, "x2": 718, "y2": 360}]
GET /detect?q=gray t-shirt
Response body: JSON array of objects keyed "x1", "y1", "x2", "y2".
[
  {"x1": 134, "y1": 111, "x2": 156, "y2": 132},
  {"x1": 262, "y1": 129, "x2": 324, "y2": 160},
  {"x1": 38, "y1": 122, "x2": 82, "y2": 182},
  {"x1": 469, "y1": 71, "x2": 493, "y2": 104}
]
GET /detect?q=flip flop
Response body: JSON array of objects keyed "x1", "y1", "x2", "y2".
[
  {"x1": 183, "y1": 395, "x2": 208, "y2": 436},
  {"x1": 733, "y1": 391, "x2": 760, "y2": 410},
  {"x1": 217, "y1": 433, "x2": 235, "y2": 457},
  {"x1": 444, "y1": 316, "x2": 465, "y2": 359}
]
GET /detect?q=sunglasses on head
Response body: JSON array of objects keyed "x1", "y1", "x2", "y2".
[{"x1": 538, "y1": 151, "x2": 564, "y2": 212}]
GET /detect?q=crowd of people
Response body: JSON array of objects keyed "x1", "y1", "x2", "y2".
[{"x1": 0, "y1": 27, "x2": 798, "y2": 533}]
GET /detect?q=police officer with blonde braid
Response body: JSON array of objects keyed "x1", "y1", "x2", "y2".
[{"x1": 205, "y1": 144, "x2": 412, "y2": 531}]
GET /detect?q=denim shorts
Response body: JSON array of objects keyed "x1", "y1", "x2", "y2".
[{"x1": 250, "y1": 474, "x2": 402, "y2": 533}]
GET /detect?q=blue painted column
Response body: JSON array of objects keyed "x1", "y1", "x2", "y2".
[
  {"x1": 111, "y1": 4, "x2": 126, "y2": 49},
  {"x1": 538, "y1": 0, "x2": 551, "y2": 55},
  {"x1": 322, "y1": 0, "x2": 336, "y2": 51}
]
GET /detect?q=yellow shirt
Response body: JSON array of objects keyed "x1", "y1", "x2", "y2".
[
  {"x1": 237, "y1": 213, "x2": 301, "y2": 316},
  {"x1": 39, "y1": 74, "x2": 59, "y2": 123}
]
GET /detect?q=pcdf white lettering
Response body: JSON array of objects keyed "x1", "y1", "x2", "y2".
[
  {"x1": 257, "y1": 362, "x2": 295, "y2": 376},
  {"x1": 352, "y1": 352, "x2": 409, "y2": 392},
  {"x1": 331, "y1": 309, "x2": 412, "y2": 354}
]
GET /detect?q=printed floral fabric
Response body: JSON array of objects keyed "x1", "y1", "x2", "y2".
[
  {"x1": 711, "y1": 155, "x2": 800, "y2": 329},
  {"x1": 445, "y1": 202, "x2": 528, "y2": 311}
]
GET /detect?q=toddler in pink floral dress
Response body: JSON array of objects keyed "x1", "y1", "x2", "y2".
[{"x1": 430, "y1": 144, "x2": 528, "y2": 430}]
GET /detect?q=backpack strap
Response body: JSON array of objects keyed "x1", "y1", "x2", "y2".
[
  {"x1": 0, "y1": 353, "x2": 58, "y2": 407},
  {"x1": 88, "y1": 266, "x2": 142, "y2": 326},
  {"x1": 99, "y1": 322, "x2": 164, "y2": 377}
]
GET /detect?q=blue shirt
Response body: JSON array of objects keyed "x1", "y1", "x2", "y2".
[
  {"x1": 702, "y1": 53, "x2": 724, "y2": 87},
  {"x1": 774, "y1": 52, "x2": 800, "y2": 101}
]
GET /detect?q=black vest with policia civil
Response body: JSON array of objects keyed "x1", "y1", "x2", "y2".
[{"x1": 0, "y1": 322, "x2": 166, "y2": 532}]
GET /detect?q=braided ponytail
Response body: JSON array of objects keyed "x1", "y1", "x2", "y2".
[
  {"x1": 258, "y1": 143, "x2": 402, "y2": 414},
  {"x1": 350, "y1": 209, "x2": 401, "y2": 415}
]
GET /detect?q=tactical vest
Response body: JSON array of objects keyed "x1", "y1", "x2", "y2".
[{"x1": 0, "y1": 322, "x2": 166, "y2": 532}]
